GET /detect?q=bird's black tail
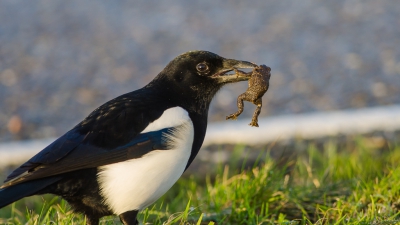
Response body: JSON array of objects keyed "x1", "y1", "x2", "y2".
[{"x1": 0, "y1": 177, "x2": 61, "y2": 208}]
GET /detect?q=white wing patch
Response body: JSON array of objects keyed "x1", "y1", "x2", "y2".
[
  {"x1": 141, "y1": 106, "x2": 191, "y2": 133},
  {"x1": 97, "y1": 107, "x2": 194, "y2": 215}
]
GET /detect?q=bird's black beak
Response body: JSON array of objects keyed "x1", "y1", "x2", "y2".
[{"x1": 212, "y1": 58, "x2": 257, "y2": 84}]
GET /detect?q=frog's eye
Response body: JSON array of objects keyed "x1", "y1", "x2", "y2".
[{"x1": 196, "y1": 63, "x2": 209, "y2": 72}]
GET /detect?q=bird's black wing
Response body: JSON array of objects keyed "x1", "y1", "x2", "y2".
[
  {"x1": 2, "y1": 127, "x2": 172, "y2": 188},
  {"x1": 2, "y1": 90, "x2": 171, "y2": 188}
]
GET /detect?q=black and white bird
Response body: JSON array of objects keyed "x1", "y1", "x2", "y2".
[{"x1": 0, "y1": 51, "x2": 256, "y2": 225}]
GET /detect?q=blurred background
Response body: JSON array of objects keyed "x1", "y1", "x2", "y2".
[
  {"x1": 0, "y1": 0, "x2": 399, "y2": 142},
  {"x1": 2, "y1": 2, "x2": 400, "y2": 222}
]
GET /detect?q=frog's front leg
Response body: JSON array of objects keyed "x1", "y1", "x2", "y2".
[
  {"x1": 249, "y1": 97, "x2": 262, "y2": 127},
  {"x1": 233, "y1": 68, "x2": 252, "y2": 78}
]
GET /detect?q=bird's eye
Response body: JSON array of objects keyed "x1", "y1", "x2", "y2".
[{"x1": 196, "y1": 63, "x2": 208, "y2": 72}]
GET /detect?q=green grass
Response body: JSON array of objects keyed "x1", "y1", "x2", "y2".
[{"x1": 1, "y1": 136, "x2": 400, "y2": 224}]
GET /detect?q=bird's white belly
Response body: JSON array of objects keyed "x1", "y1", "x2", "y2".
[{"x1": 97, "y1": 107, "x2": 194, "y2": 215}]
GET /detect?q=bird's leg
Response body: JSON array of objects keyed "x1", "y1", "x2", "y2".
[
  {"x1": 226, "y1": 93, "x2": 246, "y2": 120},
  {"x1": 85, "y1": 215, "x2": 99, "y2": 225},
  {"x1": 119, "y1": 210, "x2": 139, "y2": 225},
  {"x1": 249, "y1": 98, "x2": 262, "y2": 127}
]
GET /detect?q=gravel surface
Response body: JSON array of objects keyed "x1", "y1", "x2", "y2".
[{"x1": 1, "y1": 0, "x2": 399, "y2": 142}]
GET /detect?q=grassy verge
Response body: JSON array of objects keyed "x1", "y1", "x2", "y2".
[{"x1": 1, "y1": 136, "x2": 400, "y2": 224}]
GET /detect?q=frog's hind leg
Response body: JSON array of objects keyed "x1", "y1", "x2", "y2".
[
  {"x1": 226, "y1": 93, "x2": 247, "y2": 120},
  {"x1": 249, "y1": 98, "x2": 262, "y2": 127}
]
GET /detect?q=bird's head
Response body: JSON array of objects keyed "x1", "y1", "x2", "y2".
[{"x1": 148, "y1": 50, "x2": 256, "y2": 111}]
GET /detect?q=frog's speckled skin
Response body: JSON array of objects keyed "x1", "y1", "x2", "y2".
[{"x1": 226, "y1": 65, "x2": 271, "y2": 127}]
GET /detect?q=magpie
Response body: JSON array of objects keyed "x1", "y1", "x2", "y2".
[{"x1": 0, "y1": 50, "x2": 256, "y2": 225}]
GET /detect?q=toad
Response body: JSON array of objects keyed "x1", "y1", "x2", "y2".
[{"x1": 226, "y1": 64, "x2": 271, "y2": 127}]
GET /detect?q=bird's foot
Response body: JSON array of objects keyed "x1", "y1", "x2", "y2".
[{"x1": 120, "y1": 210, "x2": 139, "y2": 225}]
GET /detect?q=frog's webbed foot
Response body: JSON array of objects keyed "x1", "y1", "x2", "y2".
[
  {"x1": 249, "y1": 120, "x2": 259, "y2": 127},
  {"x1": 226, "y1": 114, "x2": 238, "y2": 120}
]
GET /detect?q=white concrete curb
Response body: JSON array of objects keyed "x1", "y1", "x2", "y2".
[
  {"x1": 204, "y1": 105, "x2": 400, "y2": 146},
  {"x1": 0, "y1": 138, "x2": 54, "y2": 167},
  {"x1": 1, "y1": 105, "x2": 400, "y2": 168}
]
